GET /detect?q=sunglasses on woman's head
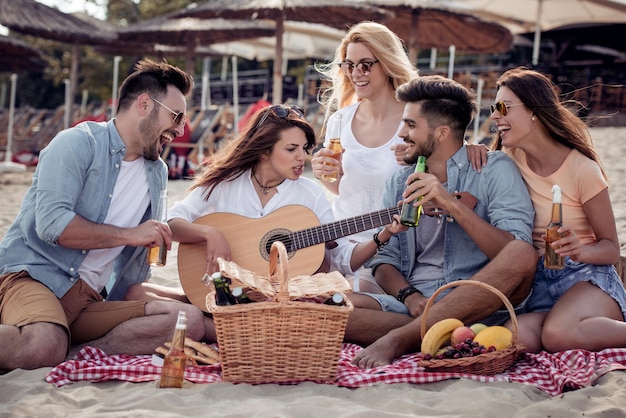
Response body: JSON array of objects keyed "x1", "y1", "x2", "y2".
[
  {"x1": 150, "y1": 96, "x2": 186, "y2": 126},
  {"x1": 489, "y1": 101, "x2": 524, "y2": 116},
  {"x1": 256, "y1": 105, "x2": 305, "y2": 129},
  {"x1": 338, "y1": 60, "x2": 379, "y2": 75}
]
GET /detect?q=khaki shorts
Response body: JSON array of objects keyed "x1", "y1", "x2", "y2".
[{"x1": 0, "y1": 271, "x2": 146, "y2": 345}]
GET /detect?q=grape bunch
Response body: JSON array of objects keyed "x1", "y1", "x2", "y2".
[{"x1": 422, "y1": 339, "x2": 496, "y2": 361}]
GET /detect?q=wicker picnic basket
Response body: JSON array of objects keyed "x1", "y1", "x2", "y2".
[
  {"x1": 206, "y1": 241, "x2": 353, "y2": 384},
  {"x1": 418, "y1": 280, "x2": 525, "y2": 375}
]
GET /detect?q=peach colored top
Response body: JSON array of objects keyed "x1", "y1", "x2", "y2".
[{"x1": 506, "y1": 147, "x2": 607, "y2": 254}]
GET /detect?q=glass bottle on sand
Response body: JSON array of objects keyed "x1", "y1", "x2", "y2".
[{"x1": 158, "y1": 310, "x2": 187, "y2": 388}]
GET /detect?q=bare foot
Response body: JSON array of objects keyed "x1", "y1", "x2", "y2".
[{"x1": 352, "y1": 334, "x2": 405, "y2": 369}]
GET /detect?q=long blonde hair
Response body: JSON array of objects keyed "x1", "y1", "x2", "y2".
[{"x1": 316, "y1": 21, "x2": 418, "y2": 129}]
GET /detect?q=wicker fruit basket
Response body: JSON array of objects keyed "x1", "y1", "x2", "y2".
[
  {"x1": 206, "y1": 241, "x2": 353, "y2": 384},
  {"x1": 418, "y1": 280, "x2": 525, "y2": 375}
]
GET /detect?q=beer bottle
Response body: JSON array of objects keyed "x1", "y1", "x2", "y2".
[
  {"x1": 147, "y1": 189, "x2": 168, "y2": 267},
  {"x1": 212, "y1": 272, "x2": 234, "y2": 306},
  {"x1": 158, "y1": 310, "x2": 187, "y2": 388},
  {"x1": 231, "y1": 287, "x2": 252, "y2": 304},
  {"x1": 321, "y1": 113, "x2": 342, "y2": 182},
  {"x1": 324, "y1": 292, "x2": 345, "y2": 306},
  {"x1": 400, "y1": 156, "x2": 427, "y2": 226},
  {"x1": 544, "y1": 184, "x2": 565, "y2": 270}
]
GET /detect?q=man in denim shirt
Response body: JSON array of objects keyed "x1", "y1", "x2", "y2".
[
  {"x1": 0, "y1": 60, "x2": 206, "y2": 370},
  {"x1": 347, "y1": 76, "x2": 537, "y2": 368}
]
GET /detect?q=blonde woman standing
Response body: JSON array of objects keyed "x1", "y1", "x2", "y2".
[{"x1": 312, "y1": 21, "x2": 418, "y2": 293}]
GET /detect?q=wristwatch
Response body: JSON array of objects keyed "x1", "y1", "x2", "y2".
[{"x1": 397, "y1": 286, "x2": 421, "y2": 304}]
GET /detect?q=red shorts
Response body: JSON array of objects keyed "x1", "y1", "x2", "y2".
[{"x1": 0, "y1": 271, "x2": 146, "y2": 345}]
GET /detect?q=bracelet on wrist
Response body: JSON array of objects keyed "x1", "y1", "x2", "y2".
[
  {"x1": 373, "y1": 231, "x2": 389, "y2": 250},
  {"x1": 397, "y1": 286, "x2": 421, "y2": 304}
]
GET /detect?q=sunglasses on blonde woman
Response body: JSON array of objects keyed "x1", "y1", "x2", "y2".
[
  {"x1": 255, "y1": 105, "x2": 305, "y2": 129},
  {"x1": 338, "y1": 60, "x2": 379, "y2": 75},
  {"x1": 489, "y1": 101, "x2": 524, "y2": 116},
  {"x1": 150, "y1": 96, "x2": 186, "y2": 126}
]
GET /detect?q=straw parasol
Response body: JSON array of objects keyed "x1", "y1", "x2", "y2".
[
  {"x1": 363, "y1": 1, "x2": 514, "y2": 63},
  {"x1": 0, "y1": 0, "x2": 116, "y2": 102},
  {"x1": 209, "y1": 21, "x2": 345, "y2": 61},
  {"x1": 114, "y1": 16, "x2": 275, "y2": 75},
  {"x1": 170, "y1": 0, "x2": 392, "y2": 104},
  {"x1": 0, "y1": 35, "x2": 45, "y2": 73}
]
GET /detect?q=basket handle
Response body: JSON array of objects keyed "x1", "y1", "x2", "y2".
[
  {"x1": 419, "y1": 280, "x2": 518, "y2": 341},
  {"x1": 269, "y1": 241, "x2": 290, "y2": 302}
]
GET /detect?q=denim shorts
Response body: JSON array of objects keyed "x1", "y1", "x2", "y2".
[
  {"x1": 363, "y1": 282, "x2": 530, "y2": 327},
  {"x1": 525, "y1": 257, "x2": 626, "y2": 319}
]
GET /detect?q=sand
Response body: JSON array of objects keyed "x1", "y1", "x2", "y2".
[{"x1": 1, "y1": 127, "x2": 626, "y2": 417}]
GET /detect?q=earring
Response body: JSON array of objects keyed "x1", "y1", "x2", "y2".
[{"x1": 531, "y1": 116, "x2": 536, "y2": 121}]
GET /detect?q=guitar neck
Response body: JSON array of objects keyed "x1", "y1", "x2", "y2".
[{"x1": 290, "y1": 206, "x2": 400, "y2": 250}]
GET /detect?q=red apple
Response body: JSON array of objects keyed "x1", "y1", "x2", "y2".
[{"x1": 450, "y1": 326, "x2": 476, "y2": 346}]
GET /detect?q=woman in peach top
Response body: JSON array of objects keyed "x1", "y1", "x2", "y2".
[{"x1": 469, "y1": 67, "x2": 626, "y2": 353}]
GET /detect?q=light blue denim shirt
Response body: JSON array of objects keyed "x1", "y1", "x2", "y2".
[
  {"x1": 367, "y1": 144, "x2": 534, "y2": 284},
  {"x1": 0, "y1": 120, "x2": 167, "y2": 300}
]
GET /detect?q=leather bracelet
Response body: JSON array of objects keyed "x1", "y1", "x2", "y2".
[
  {"x1": 397, "y1": 286, "x2": 421, "y2": 304},
  {"x1": 373, "y1": 231, "x2": 388, "y2": 250}
]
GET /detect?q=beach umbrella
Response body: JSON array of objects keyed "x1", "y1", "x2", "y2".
[
  {"x1": 0, "y1": 35, "x2": 45, "y2": 73},
  {"x1": 114, "y1": 16, "x2": 276, "y2": 76},
  {"x1": 170, "y1": 0, "x2": 392, "y2": 104},
  {"x1": 0, "y1": 0, "x2": 116, "y2": 105},
  {"x1": 449, "y1": 0, "x2": 626, "y2": 66},
  {"x1": 363, "y1": 1, "x2": 513, "y2": 63},
  {"x1": 209, "y1": 21, "x2": 346, "y2": 62}
]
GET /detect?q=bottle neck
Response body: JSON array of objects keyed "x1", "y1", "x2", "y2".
[
  {"x1": 171, "y1": 325, "x2": 186, "y2": 349},
  {"x1": 549, "y1": 202, "x2": 562, "y2": 225}
]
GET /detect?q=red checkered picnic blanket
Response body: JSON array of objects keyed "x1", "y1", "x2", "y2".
[{"x1": 45, "y1": 344, "x2": 626, "y2": 396}]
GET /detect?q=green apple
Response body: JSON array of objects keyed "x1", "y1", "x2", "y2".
[{"x1": 469, "y1": 323, "x2": 488, "y2": 335}]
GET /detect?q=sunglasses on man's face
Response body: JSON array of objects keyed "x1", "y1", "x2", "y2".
[
  {"x1": 338, "y1": 60, "x2": 380, "y2": 75},
  {"x1": 489, "y1": 101, "x2": 524, "y2": 116},
  {"x1": 150, "y1": 96, "x2": 186, "y2": 126},
  {"x1": 255, "y1": 105, "x2": 305, "y2": 129}
]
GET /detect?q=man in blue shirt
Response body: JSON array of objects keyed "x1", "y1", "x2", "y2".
[
  {"x1": 0, "y1": 60, "x2": 206, "y2": 370},
  {"x1": 347, "y1": 75, "x2": 537, "y2": 368}
]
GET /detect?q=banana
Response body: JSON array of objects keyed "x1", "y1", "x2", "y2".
[{"x1": 421, "y1": 318, "x2": 464, "y2": 356}]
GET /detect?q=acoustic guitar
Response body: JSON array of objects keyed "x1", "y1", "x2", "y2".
[
  {"x1": 178, "y1": 193, "x2": 477, "y2": 311},
  {"x1": 178, "y1": 204, "x2": 398, "y2": 311}
]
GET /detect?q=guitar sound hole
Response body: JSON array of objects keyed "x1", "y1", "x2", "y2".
[{"x1": 260, "y1": 230, "x2": 294, "y2": 261}]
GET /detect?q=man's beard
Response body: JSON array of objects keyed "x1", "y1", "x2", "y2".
[
  {"x1": 404, "y1": 132, "x2": 435, "y2": 165},
  {"x1": 139, "y1": 110, "x2": 162, "y2": 161}
]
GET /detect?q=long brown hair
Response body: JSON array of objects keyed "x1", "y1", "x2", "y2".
[
  {"x1": 494, "y1": 67, "x2": 607, "y2": 179},
  {"x1": 190, "y1": 106, "x2": 317, "y2": 200}
]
